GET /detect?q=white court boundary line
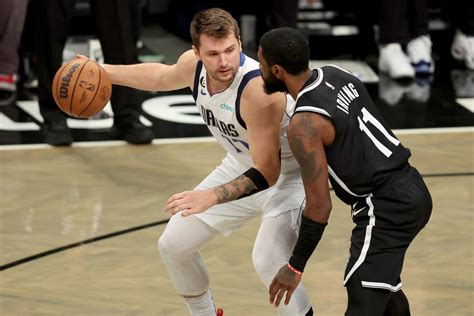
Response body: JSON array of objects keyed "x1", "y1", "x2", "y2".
[
  {"x1": 0, "y1": 136, "x2": 216, "y2": 151},
  {"x1": 393, "y1": 126, "x2": 473, "y2": 135},
  {"x1": 0, "y1": 127, "x2": 472, "y2": 151}
]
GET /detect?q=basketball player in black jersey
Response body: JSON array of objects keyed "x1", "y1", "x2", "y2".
[{"x1": 258, "y1": 27, "x2": 432, "y2": 315}]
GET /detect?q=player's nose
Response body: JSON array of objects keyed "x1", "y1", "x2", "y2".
[{"x1": 218, "y1": 53, "x2": 229, "y2": 66}]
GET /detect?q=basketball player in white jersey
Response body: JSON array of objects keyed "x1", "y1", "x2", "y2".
[{"x1": 87, "y1": 8, "x2": 313, "y2": 316}]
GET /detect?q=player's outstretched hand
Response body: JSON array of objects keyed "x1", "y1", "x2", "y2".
[
  {"x1": 164, "y1": 189, "x2": 217, "y2": 217},
  {"x1": 269, "y1": 264, "x2": 302, "y2": 308}
]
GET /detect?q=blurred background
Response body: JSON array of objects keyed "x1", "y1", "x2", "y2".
[{"x1": 0, "y1": 0, "x2": 472, "y2": 145}]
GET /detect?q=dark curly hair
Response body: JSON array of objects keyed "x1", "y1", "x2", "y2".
[{"x1": 259, "y1": 27, "x2": 309, "y2": 75}]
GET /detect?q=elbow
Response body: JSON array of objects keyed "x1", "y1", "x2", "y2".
[
  {"x1": 262, "y1": 164, "x2": 281, "y2": 188},
  {"x1": 254, "y1": 160, "x2": 280, "y2": 188},
  {"x1": 266, "y1": 173, "x2": 279, "y2": 188}
]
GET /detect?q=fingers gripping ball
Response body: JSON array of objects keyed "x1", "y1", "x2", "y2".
[{"x1": 52, "y1": 58, "x2": 111, "y2": 118}]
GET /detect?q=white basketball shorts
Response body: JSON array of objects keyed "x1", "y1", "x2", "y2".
[{"x1": 194, "y1": 153, "x2": 305, "y2": 236}]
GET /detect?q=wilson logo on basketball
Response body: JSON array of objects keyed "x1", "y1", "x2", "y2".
[{"x1": 59, "y1": 62, "x2": 81, "y2": 99}]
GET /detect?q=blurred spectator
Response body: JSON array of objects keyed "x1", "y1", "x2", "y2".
[
  {"x1": 451, "y1": 70, "x2": 474, "y2": 97},
  {"x1": 378, "y1": 74, "x2": 431, "y2": 106},
  {"x1": 32, "y1": 0, "x2": 154, "y2": 146},
  {"x1": 0, "y1": 0, "x2": 28, "y2": 106},
  {"x1": 217, "y1": 0, "x2": 303, "y2": 50},
  {"x1": 262, "y1": 0, "x2": 299, "y2": 29},
  {"x1": 129, "y1": 0, "x2": 145, "y2": 50},
  {"x1": 449, "y1": 1, "x2": 473, "y2": 70},
  {"x1": 254, "y1": 0, "x2": 302, "y2": 46},
  {"x1": 377, "y1": 0, "x2": 434, "y2": 79},
  {"x1": 129, "y1": 0, "x2": 165, "y2": 63}
]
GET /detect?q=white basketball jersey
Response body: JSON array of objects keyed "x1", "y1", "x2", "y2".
[{"x1": 192, "y1": 53, "x2": 298, "y2": 173}]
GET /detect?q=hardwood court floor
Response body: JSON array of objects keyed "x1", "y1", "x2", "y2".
[{"x1": 0, "y1": 130, "x2": 472, "y2": 315}]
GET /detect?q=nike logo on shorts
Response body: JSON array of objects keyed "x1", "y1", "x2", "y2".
[{"x1": 352, "y1": 207, "x2": 365, "y2": 217}]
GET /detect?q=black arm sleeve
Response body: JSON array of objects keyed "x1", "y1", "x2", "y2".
[
  {"x1": 289, "y1": 214, "x2": 327, "y2": 272},
  {"x1": 238, "y1": 167, "x2": 269, "y2": 199}
]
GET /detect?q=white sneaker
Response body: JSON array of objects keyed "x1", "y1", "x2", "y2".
[
  {"x1": 451, "y1": 30, "x2": 474, "y2": 70},
  {"x1": 378, "y1": 43, "x2": 415, "y2": 79},
  {"x1": 407, "y1": 35, "x2": 434, "y2": 75}
]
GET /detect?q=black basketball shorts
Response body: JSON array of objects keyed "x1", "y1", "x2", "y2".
[{"x1": 343, "y1": 164, "x2": 432, "y2": 291}]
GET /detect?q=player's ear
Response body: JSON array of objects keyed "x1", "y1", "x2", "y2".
[
  {"x1": 192, "y1": 45, "x2": 201, "y2": 61},
  {"x1": 272, "y1": 64, "x2": 283, "y2": 79},
  {"x1": 192, "y1": 45, "x2": 199, "y2": 57}
]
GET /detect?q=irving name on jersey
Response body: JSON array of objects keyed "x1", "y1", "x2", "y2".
[{"x1": 336, "y1": 82, "x2": 359, "y2": 115}]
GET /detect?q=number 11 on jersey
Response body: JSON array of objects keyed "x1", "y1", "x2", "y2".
[{"x1": 358, "y1": 107, "x2": 400, "y2": 157}]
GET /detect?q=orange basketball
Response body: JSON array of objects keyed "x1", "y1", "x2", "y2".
[{"x1": 52, "y1": 58, "x2": 112, "y2": 118}]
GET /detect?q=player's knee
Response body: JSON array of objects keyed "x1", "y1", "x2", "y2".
[
  {"x1": 157, "y1": 232, "x2": 182, "y2": 258},
  {"x1": 158, "y1": 229, "x2": 199, "y2": 258},
  {"x1": 157, "y1": 234, "x2": 171, "y2": 257},
  {"x1": 252, "y1": 246, "x2": 277, "y2": 279}
]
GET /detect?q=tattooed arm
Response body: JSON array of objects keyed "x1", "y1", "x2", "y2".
[
  {"x1": 268, "y1": 112, "x2": 336, "y2": 307},
  {"x1": 287, "y1": 112, "x2": 335, "y2": 223},
  {"x1": 164, "y1": 77, "x2": 286, "y2": 217},
  {"x1": 164, "y1": 172, "x2": 259, "y2": 215}
]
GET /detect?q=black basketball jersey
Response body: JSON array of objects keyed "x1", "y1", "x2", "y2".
[{"x1": 294, "y1": 65, "x2": 411, "y2": 205}]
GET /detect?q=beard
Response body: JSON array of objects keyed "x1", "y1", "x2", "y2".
[{"x1": 263, "y1": 73, "x2": 288, "y2": 94}]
